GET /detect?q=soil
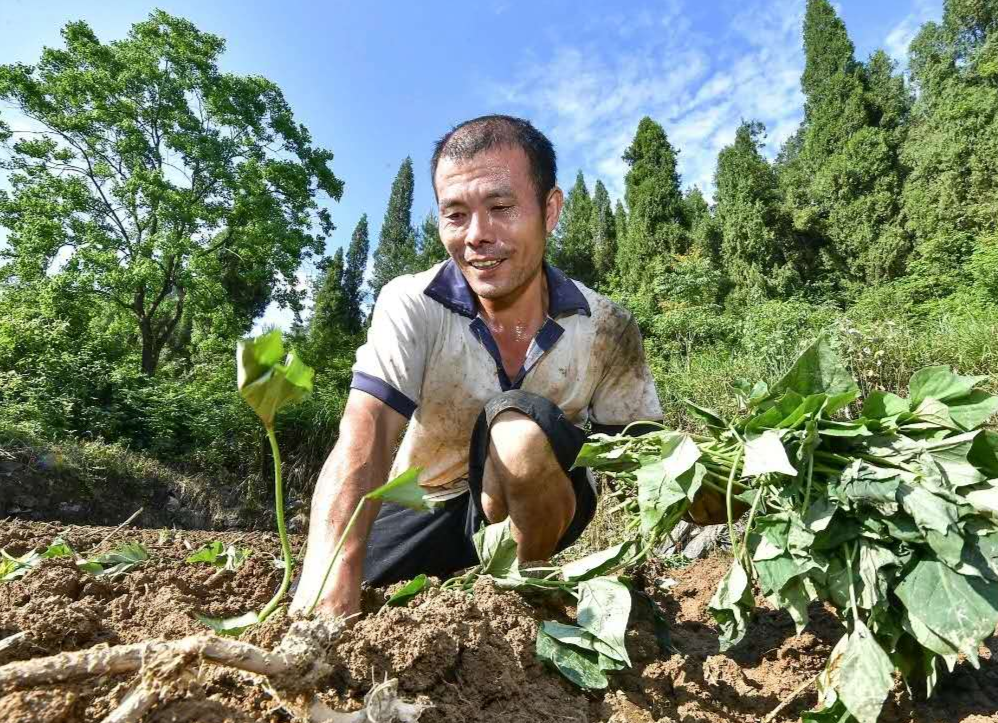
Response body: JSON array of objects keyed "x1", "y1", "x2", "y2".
[{"x1": 1, "y1": 520, "x2": 996, "y2": 723}]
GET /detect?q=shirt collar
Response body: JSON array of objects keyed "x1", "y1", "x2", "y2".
[{"x1": 423, "y1": 259, "x2": 591, "y2": 319}]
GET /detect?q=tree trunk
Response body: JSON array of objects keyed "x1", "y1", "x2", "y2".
[{"x1": 140, "y1": 321, "x2": 160, "y2": 376}]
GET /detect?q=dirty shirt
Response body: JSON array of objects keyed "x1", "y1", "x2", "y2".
[{"x1": 351, "y1": 260, "x2": 663, "y2": 502}]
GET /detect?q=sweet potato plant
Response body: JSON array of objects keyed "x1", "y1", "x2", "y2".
[{"x1": 578, "y1": 337, "x2": 998, "y2": 722}]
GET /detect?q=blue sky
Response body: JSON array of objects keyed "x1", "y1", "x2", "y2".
[{"x1": 0, "y1": 0, "x2": 942, "y2": 328}]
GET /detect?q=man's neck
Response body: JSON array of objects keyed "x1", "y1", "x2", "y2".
[{"x1": 476, "y1": 267, "x2": 548, "y2": 335}]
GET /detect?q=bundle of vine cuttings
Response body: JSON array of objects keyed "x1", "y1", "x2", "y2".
[{"x1": 577, "y1": 337, "x2": 998, "y2": 723}]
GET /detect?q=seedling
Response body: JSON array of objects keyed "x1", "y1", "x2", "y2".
[
  {"x1": 199, "y1": 331, "x2": 313, "y2": 635},
  {"x1": 185, "y1": 541, "x2": 252, "y2": 571}
]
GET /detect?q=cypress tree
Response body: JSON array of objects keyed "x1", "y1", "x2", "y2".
[
  {"x1": 615, "y1": 117, "x2": 687, "y2": 291},
  {"x1": 590, "y1": 180, "x2": 616, "y2": 286},
  {"x1": 715, "y1": 121, "x2": 798, "y2": 300},
  {"x1": 342, "y1": 214, "x2": 370, "y2": 334},
  {"x1": 550, "y1": 171, "x2": 597, "y2": 285},
  {"x1": 307, "y1": 247, "x2": 348, "y2": 365},
  {"x1": 370, "y1": 157, "x2": 418, "y2": 302}
]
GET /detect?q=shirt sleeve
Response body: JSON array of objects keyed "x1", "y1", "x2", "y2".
[
  {"x1": 350, "y1": 278, "x2": 431, "y2": 419},
  {"x1": 589, "y1": 315, "x2": 663, "y2": 429}
]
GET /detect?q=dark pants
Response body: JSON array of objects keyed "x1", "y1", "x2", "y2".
[{"x1": 362, "y1": 390, "x2": 597, "y2": 586}]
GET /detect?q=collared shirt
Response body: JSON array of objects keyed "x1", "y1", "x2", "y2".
[{"x1": 351, "y1": 260, "x2": 663, "y2": 500}]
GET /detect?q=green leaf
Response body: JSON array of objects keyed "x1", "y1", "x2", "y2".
[
  {"x1": 237, "y1": 332, "x2": 314, "y2": 427},
  {"x1": 90, "y1": 542, "x2": 151, "y2": 577},
  {"x1": 802, "y1": 700, "x2": 851, "y2": 723},
  {"x1": 863, "y1": 391, "x2": 910, "y2": 420},
  {"x1": 41, "y1": 538, "x2": 76, "y2": 559},
  {"x1": 948, "y1": 390, "x2": 998, "y2": 431},
  {"x1": 561, "y1": 542, "x2": 635, "y2": 581},
  {"x1": 684, "y1": 400, "x2": 728, "y2": 430},
  {"x1": 197, "y1": 611, "x2": 260, "y2": 637},
  {"x1": 835, "y1": 621, "x2": 895, "y2": 723},
  {"x1": 768, "y1": 336, "x2": 859, "y2": 414},
  {"x1": 635, "y1": 435, "x2": 702, "y2": 536},
  {"x1": 856, "y1": 540, "x2": 899, "y2": 610},
  {"x1": 536, "y1": 626, "x2": 608, "y2": 689},
  {"x1": 742, "y1": 430, "x2": 798, "y2": 478},
  {"x1": 473, "y1": 519, "x2": 519, "y2": 578},
  {"x1": 767, "y1": 578, "x2": 811, "y2": 634},
  {"x1": 898, "y1": 483, "x2": 961, "y2": 536},
  {"x1": 896, "y1": 559, "x2": 998, "y2": 660},
  {"x1": 708, "y1": 560, "x2": 754, "y2": 651},
  {"x1": 185, "y1": 541, "x2": 252, "y2": 571},
  {"x1": 577, "y1": 577, "x2": 632, "y2": 666},
  {"x1": 386, "y1": 574, "x2": 428, "y2": 607},
  {"x1": 924, "y1": 432, "x2": 986, "y2": 488},
  {"x1": 366, "y1": 467, "x2": 429, "y2": 511},
  {"x1": 909, "y1": 365, "x2": 988, "y2": 407}
]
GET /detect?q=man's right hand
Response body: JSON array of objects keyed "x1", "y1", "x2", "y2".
[
  {"x1": 289, "y1": 555, "x2": 362, "y2": 619},
  {"x1": 287, "y1": 389, "x2": 407, "y2": 620}
]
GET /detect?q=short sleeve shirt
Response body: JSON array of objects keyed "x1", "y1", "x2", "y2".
[{"x1": 352, "y1": 260, "x2": 662, "y2": 500}]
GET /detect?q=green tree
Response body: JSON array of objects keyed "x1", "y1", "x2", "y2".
[
  {"x1": 370, "y1": 156, "x2": 417, "y2": 301},
  {"x1": 550, "y1": 170, "x2": 597, "y2": 285},
  {"x1": 341, "y1": 214, "x2": 369, "y2": 334},
  {"x1": 615, "y1": 117, "x2": 687, "y2": 291},
  {"x1": 682, "y1": 186, "x2": 720, "y2": 262},
  {"x1": 590, "y1": 180, "x2": 616, "y2": 286},
  {"x1": 416, "y1": 211, "x2": 448, "y2": 269},
  {"x1": 715, "y1": 121, "x2": 798, "y2": 300},
  {"x1": 779, "y1": 0, "x2": 910, "y2": 290},
  {"x1": 306, "y1": 248, "x2": 348, "y2": 367},
  {"x1": 899, "y1": 0, "x2": 998, "y2": 302},
  {"x1": 0, "y1": 12, "x2": 343, "y2": 375}
]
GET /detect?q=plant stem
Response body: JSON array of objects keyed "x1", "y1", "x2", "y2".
[
  {"x1": 306, "y1": 496, "x2": 367, "y2": 616},
  {"x1": 801, "y1": 452, "x2": 816, "y2": 517},
  {"x1": 844, "y1": 541, "x2": 860, "y2": 630},
  {"x1": 726, "y1": 446, "x2": 744, "y2": 560},
  {"x1": 258, "y1": 426, "x2": 292, "y2": 623},
  {"x1": 620, "y1": 419, "x2": 668, "y2": 435},
  {"x1": 740, "y1": 486, "x2": 766, "y2": 567}
]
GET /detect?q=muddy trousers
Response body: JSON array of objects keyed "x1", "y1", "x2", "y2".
[{"x1": 361, "y1": 390, "x2": 598, "y2": 587}]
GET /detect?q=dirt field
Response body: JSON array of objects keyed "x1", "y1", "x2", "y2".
[{"x1": 0, "y1": 520, "x2": 995, "y2": 723}]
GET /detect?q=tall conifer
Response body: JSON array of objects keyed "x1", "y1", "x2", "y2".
[
  {"x1": 370, "y1": 157, "x2": 418, "y2": 302},
  {"x1": 551, "y1": 171, "x2": 597, "y2": 285},
  {"x1": 590, "y1": 180, "x2": 616, "y2": 285},
  {"x1": 342, "y1": 215, "x2": 370, "y2": 333}
]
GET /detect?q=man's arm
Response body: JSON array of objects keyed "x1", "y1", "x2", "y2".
[{"x1": 289, "y1": 389, "x2": 407, "y2": 618}]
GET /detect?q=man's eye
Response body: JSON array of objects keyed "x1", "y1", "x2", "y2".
[
  {"x1": 446, "y1": 213, "x2": 465, "y2": 222},
  {"x1": 493, "y1": 205, "x2": 512, "y2": 213}
]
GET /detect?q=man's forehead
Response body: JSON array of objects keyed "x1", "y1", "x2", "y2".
[{"x1": 435, "y1": 147, "x2": 530, "y2": 203}]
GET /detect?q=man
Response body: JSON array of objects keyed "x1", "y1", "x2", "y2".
[{"x1": 290, "y1": 115, "x2": 663, "y2": 618}]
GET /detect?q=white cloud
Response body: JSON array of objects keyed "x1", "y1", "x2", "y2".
[
  {"x1": 487, "y1": 0, "x2": 807, "y2": 201},
  {"x1": 885, "y1": 0, "x2": 940, "y2": 64}
]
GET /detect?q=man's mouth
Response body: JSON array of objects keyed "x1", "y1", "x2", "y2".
[{"x1": 468, "y1": 258, "x2": 504, "y2": 270}]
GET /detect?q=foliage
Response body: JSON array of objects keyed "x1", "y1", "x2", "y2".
[
  {"x1": 550, "y1": 171, "x2": 597, "y2": 286},
  {"x1": 202, "y1": 330, "x2": 314, "y2": 634},
  {"x1": 0, "y1": 11, "x2": 343, "y2": 375},
  {"x1": 370, "y1": 156, "x2": 418, "y2": 302},
  {"x1": 1, "y1": 538, "x2": 152, "y2": 581},
  {"x1": 580, "y1": 337, "x2": 998, "y2": 722},
  {"x1": 342, "y1": 214, "x2": 371, "y2": 333},
  {"x1": 185, "y1": 541, "x2": 252, "y2": 571}
]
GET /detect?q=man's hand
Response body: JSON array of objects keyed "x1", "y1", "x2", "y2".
[
  {"x1": 288, "y1": 390, "x2": 406, "y2": 619},
  {"x1": 684, "y1": 485, "x2": 749, "y2": 526}
]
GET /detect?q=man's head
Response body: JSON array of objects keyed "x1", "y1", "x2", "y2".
[{"x1": 431, "y1": 115, "x2": 563, "y2": 303}]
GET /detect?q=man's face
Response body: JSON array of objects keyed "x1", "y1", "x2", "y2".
[{"x1": 434, "y1": 146, "x2": 562, "y2": 302}]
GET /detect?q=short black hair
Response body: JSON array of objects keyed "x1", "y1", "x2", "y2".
[{"x1": 430, "y1": 114, "x2": 557, "y2": 210}]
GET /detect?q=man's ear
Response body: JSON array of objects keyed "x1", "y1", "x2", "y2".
[{"x1": 544, "y1": 186, "x2": 564, "y2": 235}]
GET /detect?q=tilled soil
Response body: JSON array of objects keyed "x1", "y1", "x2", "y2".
[{"x1": 0, "y1": 520, "x2": 995, "y2": 723}]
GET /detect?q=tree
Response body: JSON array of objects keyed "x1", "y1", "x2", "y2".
[
  {"x1": 615, "y1": 117, "x2": 687, "y2": 291},
  {"x1": 682, "y1": 187, "x2": 719, "y2": 262},
  {"x1": 370, "y1": 157, "x2": 417, "y2": 301},
  {"x1": 715, "y1": 121, "x2": 798, "y2": 300},
  {"x1": 590, "y1": 180, "x2": 616, "y2": 286},
  {"x1": 550, "y1": 171, "x2": 597, "y2": 285},
  {"x1": 306, "y1": 247, "x2": 348, "y2": 366},
  {"x1": 0, "y1": 12, "x2": 343, "y2": 375},
  {"x1": 415, "y1": 211, "x2": 448, "y2": 270},
  {"x1": 341, "y1": 214, "x2": 370, "y2": 334},
  {"x1": 899, "y1": 0, "x2": 998, "y2": 301},
  {"x1": 778, "y1": 0, "x2": 910, "y2": 291}
]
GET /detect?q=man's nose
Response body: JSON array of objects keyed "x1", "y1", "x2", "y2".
[{"x1": 465, "y1": 210, "x2": 495, "y2": 247}]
